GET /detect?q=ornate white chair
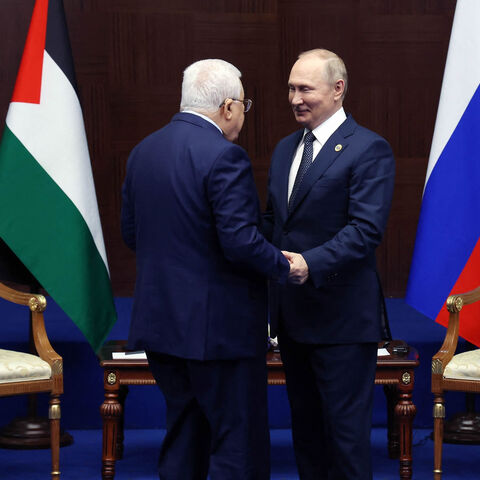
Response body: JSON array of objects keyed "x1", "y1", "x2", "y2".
[
  {"x1": 0, "y1": 281, "x2": 63, "y2": 479},
  {"x1": 432, "y1": 286, "x2": 480, "y2": 479}
]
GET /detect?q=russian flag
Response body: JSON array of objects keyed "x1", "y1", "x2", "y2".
[{"x1": 406, "y1": 0, "x2": 480, "y2": 346}]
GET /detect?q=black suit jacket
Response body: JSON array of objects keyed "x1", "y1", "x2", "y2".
[
  {"x1": 264, "y1": 114, "x2": 395, "y2": 343},
  {"x1": 121, "y1": 113, "x2": 289, "y2": 360}
]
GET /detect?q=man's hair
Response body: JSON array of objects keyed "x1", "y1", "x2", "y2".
[
  {"x1": 180, "y1": 59, "x2": 243, "y2": 113},
  {"x1": 298, "y1": 49, "x2": 348, "y2": 100}
]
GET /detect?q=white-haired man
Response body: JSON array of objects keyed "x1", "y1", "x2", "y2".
[{"x1": 121, "y1": 59, "x2": 290, "y2": 479}]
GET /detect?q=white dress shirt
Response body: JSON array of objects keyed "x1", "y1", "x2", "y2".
[
  {"x1": 288, "y1": 107, "x2": 347, "y2": 200},
  {"x1": 182, "y1": 109, "x2": 223, "y2": 134}
]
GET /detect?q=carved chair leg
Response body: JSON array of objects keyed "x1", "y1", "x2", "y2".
[
  {"x1": 433, "y1": 395, "x2": 445, "y2": 480},
  {"x1": 49, "y1": 394, "x2": 61, "y2": 480}
]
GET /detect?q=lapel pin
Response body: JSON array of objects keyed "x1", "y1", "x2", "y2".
[{"x1": 335, "y1": 144, "x2": 343, "y2": 152}]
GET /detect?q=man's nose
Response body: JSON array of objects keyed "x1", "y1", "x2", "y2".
[{"x1": 290, "y1": 91, "x2": 303, "y2": 105}]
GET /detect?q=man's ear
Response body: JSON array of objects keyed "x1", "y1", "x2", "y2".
[
  {"x1": 221, "y1": 99, "x2": 234, "y2": 120},
  {"x1": 334, "y1": 80, "x2": 345, "y2": 101}
]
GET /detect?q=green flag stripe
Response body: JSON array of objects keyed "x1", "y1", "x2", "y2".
[{"x1": 0, "y1": 125, "x2": 116, "y2": 352}]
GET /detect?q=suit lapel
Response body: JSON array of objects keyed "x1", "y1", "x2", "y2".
[
  {"x1": 287, "y1": 115, "x2": 357, "y2": 218},
  {"x1": 277, "y1": 131, "x2": 303, "y2": 222}
]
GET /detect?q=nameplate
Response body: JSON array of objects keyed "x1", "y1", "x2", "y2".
[{"x1": 112, "y1": 351, "x2": 147, "y2": 360}]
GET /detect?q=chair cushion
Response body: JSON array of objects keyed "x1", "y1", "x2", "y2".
[
  {"x1": 444, "y1": 349, "x2": 480, "y2": 380},
  {"x1": 0, "y1": 349, "x2": 51, "y2": 384}
]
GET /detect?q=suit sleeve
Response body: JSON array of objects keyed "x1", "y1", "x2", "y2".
[
  {"x1": 120, "y1": 149, "x2": 137, "y2": 251},
  {"x1": 207, "y1": 144, "x2": 289, "y2": 283},
  {"x1": 262, "y1": 169, "x2": 275, "y2": 242},
  {"x1": 302, "y1": 138, "x2": 395, "y2": 288}
]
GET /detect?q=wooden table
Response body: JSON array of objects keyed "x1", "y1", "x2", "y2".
[{"x1": 99, "y1": 339, "x2": 419, "y2": 479}]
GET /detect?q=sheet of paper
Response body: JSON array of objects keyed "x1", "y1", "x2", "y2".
[
  {"x1": 377, "y1": 348, "x2": 390, "y2": 356},
  {"x1": 112, "y1": 350, "x2": 147, "y2": 360}
]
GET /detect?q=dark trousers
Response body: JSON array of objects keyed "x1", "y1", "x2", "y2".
[
  {"x1": 278, "y1": 332, "x2": 377, "y2": 480},
  {"x1": 146, "y1": 351, "x2": 270, "y2": 480}
]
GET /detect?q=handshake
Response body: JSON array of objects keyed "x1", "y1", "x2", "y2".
[{"x1": 282, "y1": 251, "x2": 309, "y2": 285}]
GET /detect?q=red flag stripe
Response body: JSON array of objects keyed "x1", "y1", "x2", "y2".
[
  {"x1": 436, "y1": 238, "x2": 480, "y2": 346},
  {"x1": 11, "y1": 0, "x2": 49, "y2": 104}
]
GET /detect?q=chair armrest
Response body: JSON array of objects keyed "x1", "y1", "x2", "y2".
[
  {"x1": 0, "y1": 282, "x2": 46, "y2": 312},
  {"x1": 0, "y1": 282, "x2": 63, "y2": 391},
  {"x1": 31, "y1": 311, "x2": 62, "y2": 367},
  {"x1": 432, "y1": 286, "x2": 480, "y2": 377}
]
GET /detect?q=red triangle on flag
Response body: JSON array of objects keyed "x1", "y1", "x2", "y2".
[{"x1": 11, "y1": 0, "x2": 48, "y2": 105}]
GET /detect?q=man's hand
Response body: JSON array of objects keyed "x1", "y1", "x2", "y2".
[{"x1": 283, "y1": 251, "x2": 309, "y2": 285}]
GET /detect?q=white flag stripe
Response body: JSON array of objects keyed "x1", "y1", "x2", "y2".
[
  {"x1": 6, "y1": 51, "x2": 109, "y2": 270},
  {"x1": 426, "y1": 0, "x2": 480, "y2": 185}
]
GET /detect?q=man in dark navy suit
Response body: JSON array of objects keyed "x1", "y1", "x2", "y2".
[
  {"x1": 121, "y1": 59, "x2": 290, "y2": 479},
  {"x1": 264, "y1": 49, "x2": 395, "y2": 479}
]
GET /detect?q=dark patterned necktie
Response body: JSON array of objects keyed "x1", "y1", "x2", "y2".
[{"x1": 288, "y1": 130, "x2": 316, "y2": 211}]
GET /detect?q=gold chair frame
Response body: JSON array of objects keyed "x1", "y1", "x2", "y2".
[
  {"x1": 432, "y1": 286, "x2": 480, "y2": 479},
  {"x1": 0, "y1": 282, "x2": 63, "y2": 479}
]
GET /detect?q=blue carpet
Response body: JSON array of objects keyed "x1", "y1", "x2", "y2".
[{"x1": 0, "y1": 428, "x2": 479, "y2": 479}]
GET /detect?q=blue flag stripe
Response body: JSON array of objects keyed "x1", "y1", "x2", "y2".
[{"x1": 406, "y1": 83, "x2": 480, "y2": 318}]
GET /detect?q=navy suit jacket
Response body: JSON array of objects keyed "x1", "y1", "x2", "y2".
[
  {"x1": 121, "y1": 112, "x2": 289, "y2": 361},
  {"x1": 264, "y1": 114, "x2": 395, "y2": 344}
]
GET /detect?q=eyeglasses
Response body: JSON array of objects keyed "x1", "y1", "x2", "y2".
[{"x1": 219, "y1": 98, "x2": 252, "y2": 113}]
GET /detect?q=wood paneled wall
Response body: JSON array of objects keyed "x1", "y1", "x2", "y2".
[{"x1": 0, "y1": 0, "x2": 456, "y2": 296}]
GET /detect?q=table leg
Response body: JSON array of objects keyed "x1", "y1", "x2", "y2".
[
  {"x1": 394, "y1": 370, "x2": 417, "y2": 480},
  {"x1": 384, "y1": 384, "x2": 400, "y2": 458},
  {"x1": 101, "y1": 372, "x2": 123, "y2": 480},
  {"x1": 116, "y1": 386, "x2": 128, "y2": 460}
]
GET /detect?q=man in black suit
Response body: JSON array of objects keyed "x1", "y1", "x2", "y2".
[
  {"x1": 122, "y1": 59, "x2": 290, "y2": 479},
  {"x1": 264, "y1": 48, "x2": 395, "y2": 479}
]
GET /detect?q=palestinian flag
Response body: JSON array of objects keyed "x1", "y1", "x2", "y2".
[{"x1": 0, "y1": 0, "x2": 117, "y2": 352}]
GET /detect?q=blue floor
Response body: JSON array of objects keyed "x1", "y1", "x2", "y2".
[
  {"x1": 0, "y1": 427, "x2": 478, "y2": 479},
  {"x1": 1, "y1": 297, "x2": 480, "y2": 478}
]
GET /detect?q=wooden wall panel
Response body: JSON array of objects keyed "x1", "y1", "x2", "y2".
[{"x1": 0, "y1": 0, "x2": 456, "y2": 296}]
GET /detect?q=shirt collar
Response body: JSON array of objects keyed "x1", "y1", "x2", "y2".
[
  {"x1": 303, "y1": 107, "x2": 347, "y2": 145},
  {"x1": 181, "y1": 110, "x2": 223, "y2": 134}
]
